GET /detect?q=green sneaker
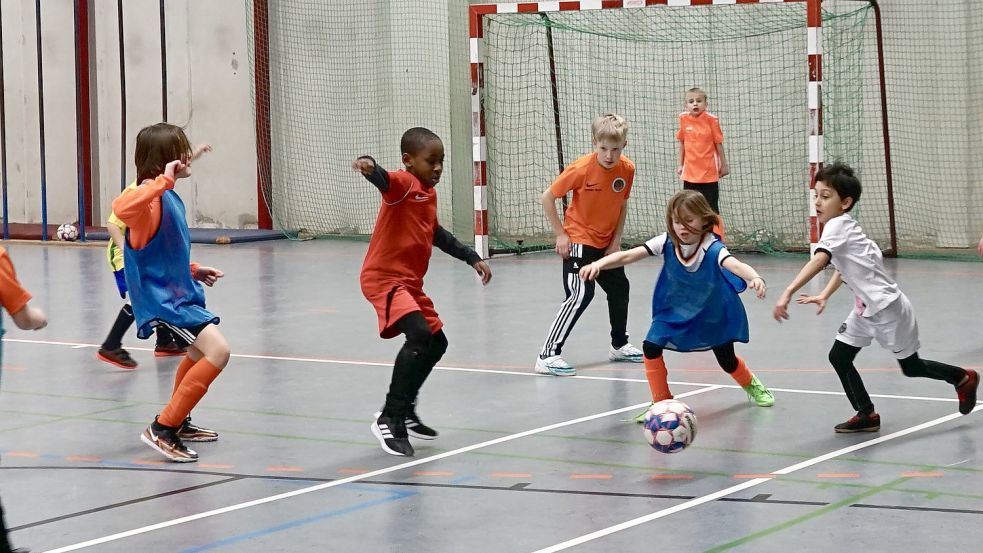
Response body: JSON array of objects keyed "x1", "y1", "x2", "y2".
[
  {"x1": 632, "y1": 403, "x2": 653, "y2": 424},
  {"x1": 742, "y1": 375, "x2": 775, "y2": 407}
]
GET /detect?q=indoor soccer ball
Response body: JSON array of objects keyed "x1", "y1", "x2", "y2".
[
  {"x1": 643, "y1": 399, "x2": 697, "y2": 454},
  {"x1": 56, "y1": 223, "x2": 79, "y2": 242}
]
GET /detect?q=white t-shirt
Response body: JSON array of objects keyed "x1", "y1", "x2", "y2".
[
  {"x1": 644, "y1": 233, "x2": 730, "y2": 270},
  {"x1": 816, "y1": 213, "x2": 900, "y2": 317}
]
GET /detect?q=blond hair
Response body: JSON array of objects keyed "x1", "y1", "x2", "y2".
[
  {"x1": 685, "y1": 87, "x2": 708, "y2": 101},
  {"x1": 665, "y1": 190, "x2": 716, "y2": 248},
  {"x1": 591, "y1": 113, "x2": 628, "y2": 144}
]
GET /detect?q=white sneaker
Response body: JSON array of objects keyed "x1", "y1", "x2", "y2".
[
  {"x1": 535, "y1": 355, "x2": 576, "y2": 376},
  {"x1": 609, "y1": 343, "x2": 644, "y2": 363}
]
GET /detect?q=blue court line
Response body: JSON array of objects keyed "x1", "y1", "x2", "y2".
[{"x1": 178, "y1": 485, "x2": 416, "y2": 553}]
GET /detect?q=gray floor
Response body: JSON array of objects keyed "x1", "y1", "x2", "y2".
[{"x1": 1, "y1": 239, "x2": 980, "y2": 553}]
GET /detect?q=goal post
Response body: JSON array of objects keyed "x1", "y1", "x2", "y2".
[{"x1": 469, "y1": 0, "x2": 893, "y2": 258}]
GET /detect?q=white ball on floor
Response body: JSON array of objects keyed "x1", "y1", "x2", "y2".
[{"x1": 56, "y1": 223, "x2": 79, "y2": 242}]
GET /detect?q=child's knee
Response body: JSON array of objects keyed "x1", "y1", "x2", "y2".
[{"x1": 642, "y1": 341, "x2": 662, "y2": 360}]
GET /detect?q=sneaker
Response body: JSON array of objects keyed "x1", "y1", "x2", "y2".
[
  {"x1": 956, "y1": 369, "x2": 979, "y2": 415},
  {"x1": 96, "y1": 347, "x2": 138, "y2": 369},
  {"x1": 535, "y1": 355, "x2": 576, "y2": 376},
  {"x1": 140, "y1": 417, "x2": 198, "y2": 462},
  {"x1": 632, "y1": 403, "x2": 654, "y2": 424},
  {"x1": 371, "y1": 415, "x2": 414, "y2": 456},
  {"x1": 834, "y1": 411, "x2": 880, "y2": 433},
  {"x1": 373, "y1": 410, "x2": 438, "y2": 440},
  {"x1": 742, "y1": 375, "x2": 775, "y2": 407},
  {"x1": 177, "y1": 417, "x2": 219, "y2": 442},
  {"x1": 154, "y1": 342, "x2": 187, "y2": 357},
  {"x1": 609, "y1": 343, "x2": 644, "y2": 363}
]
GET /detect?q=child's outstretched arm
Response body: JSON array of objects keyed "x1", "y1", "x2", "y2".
[
  {"x1": 11, "y1": 302, "x2": 46, "y2": 330},
  {"x1": 352, "y1": 156, "x2": 390, "y2": 192},
  {"x1": 773, "y1": 251, "x2": 831, "y2": 321},
  {"x1": 432, "y1": 225, "x2": 491, "y2": 285},
  {"x1": 579, "y1": 246, "x2": 648, "y2": 281},
  {"x1": 796, "y1": 270, "x2": 841, "y2": 315},
  {"x1": 721, "y1": 256, "x2": 766, "y2": 299},
  {"x1": 190, "y1": 143, "x2": 212, "y2": 162}
]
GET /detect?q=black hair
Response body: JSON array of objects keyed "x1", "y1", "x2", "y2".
[
  {"x1": 815, "y1": 162, "x2": 862, "y2": 211},
  {"x1": 400, "y1": 127, "x2": 442, "y2": 155}
]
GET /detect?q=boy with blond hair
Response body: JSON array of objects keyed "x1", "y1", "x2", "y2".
[
  {"x1": 535, "y1": 113, "x2": 643, "y2": 376},
  {"x1": 677, "y1": 87, "x2": 728, "y2": 237}
]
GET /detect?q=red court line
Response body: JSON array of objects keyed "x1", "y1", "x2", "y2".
[
  {"x1": 570, "y1": 474, "x2": 613, "y2": 480},
  {"x1": 337, "y1": 468, "x2": 368, "y2": 475},
  {"x1": 6, "y1": 451, "x2": 38, "y2": 458},
  {"x1": 734, "y1": 474, "x2": 775, "y2": 479},
  {"x1": 198, "y1": 464, "x2": 234, "y2": 470},
  {"x1": 266, "y1": 466, "x2": 304, "y2": 473},
  {"x1": 65, "y1": 455, "x2": 100, "y2": 462},
  {"x1": 130, "y1": 459, "x2": 166, "y2": 466}
]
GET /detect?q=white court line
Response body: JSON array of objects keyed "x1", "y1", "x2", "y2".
[
  {"x1": 530, "y1": 410, "x2": 974, "y2": 553},
  {"x1": 39, "y1": 385, "x2": 723, "y2": 552},
  {"x1": 3, "y1": 338, "x2": 970, "y2": 405}
]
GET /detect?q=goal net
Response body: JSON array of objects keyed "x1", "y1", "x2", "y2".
[{"x1": 476, "y1": 1, "x2": 889, "y2": 254}]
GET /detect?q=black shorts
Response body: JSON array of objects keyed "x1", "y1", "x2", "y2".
[
  {"x1": 683, "y1": 181, "x2": 720, "y2": 214},
  {"x1": 153, "y1": 320, "x2": 213, "y2": 348}
]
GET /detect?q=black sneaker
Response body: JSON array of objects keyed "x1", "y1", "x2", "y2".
[
  {"x1": 371, "y1": 415, "x2": 414, "y2": 456},
  {"x1": 177, "y1": 417, "x2": 219, "y2": 442},
  {"x1": 405, "y1": 409, "x2": 439, "y2": 440},
  {"x1": 154, "y1": 341, "x2": 187, "y2": 357},
  {"x1": 97, "y1": 347, "x2": 138, "y2": 369},
  {"x1": 957, "y1": 369, "x2": 979, "y2": 415},
  {"x1": 834, "y1": 412, "x2": 880, "y2": 433},
  {"x1": 141, "y1": 417, "x2": 198, "y2": 462}
]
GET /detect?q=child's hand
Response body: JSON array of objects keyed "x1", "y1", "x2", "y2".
[
  {"x1": 748, "y1": 276, "x2": 766, "y2": 299},
  {"x1": 473, "y1": 260, "x2": 492, "y2": 285},
  {"x1": 676, "y1": 165, "x2": 684, "y2": 178},
  {"x1": 165, "y1": 160, "x2": 190, "y2": 180},
  {"x1": 190, "y1": 143, "x2": 212, "y2": 162},
  {"x1": 579, "y1": 262, "x2": 600, "y2": 282},
  {"x1": 195, "y1": 266, "x2": 224, "y2": 286},
  {"x1": 352, "y1": 157, "x2": 375, "y2": 176},
  {"x1": 12, "y1": 305, "x2": 47, "y2": 331},
  {"x1": 773, "y1": 292, "x2": 791, "y2": 322},
  {"x1": 796, "y1": 294, "x2": 827, "y2": 315},
  {"x1": 977, "y1": 234, "x2": 983, "y2": 257},
  {"x1": 719, "y1": 163, "x2": 730, "y2": 178},
  {"x1": 555, "y1": 233, "x2": 571, "y2": 259}
]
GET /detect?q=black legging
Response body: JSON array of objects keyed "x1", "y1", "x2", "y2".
[
  {"x1": 382, "y1": 312, "x2": 448, "y2": 418},
  {"x1": 828, "y1": 339, "x2": 965, "y2": 414},
  {"x1": 643, "y1": 340, "x2": 738, "y2": 373}
]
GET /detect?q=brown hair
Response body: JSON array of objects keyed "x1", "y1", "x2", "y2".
[
  {"x1": 134, "y1": 123, "x2": 193, "y2": 183},
  {"x1": 665, "y1": 190, "x2": 716, "y2": 249}
]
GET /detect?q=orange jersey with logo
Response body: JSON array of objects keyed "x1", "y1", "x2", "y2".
[
  {"x1": 677, "y1": 111, "x2": 724, "y2": 183},
  {"x1": 360, "y1": 170, "x2": 438, "y2": 290},
  {"x1": 549, "y1": 153, "x2": 634, "y2": 249},
  {"x1": 0, "y1": 247, "x2": 32, "y2": 315}
]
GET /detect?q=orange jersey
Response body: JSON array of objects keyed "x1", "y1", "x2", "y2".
[
  {"x1": 360, "y1": 170, "x2": 438, "y2": 290},
  {"x1": 0, "y1": 247, "x2": 32, "y2": 315},
  {"x1": 549, "y1": 153, "x2": 634, "y2": 249},
  {"x1": 677, "y1": 111, "x2": 724, "y2": 183},
  {"x1": 111, "y1": 175, "x2": 199, "y2": 274}
]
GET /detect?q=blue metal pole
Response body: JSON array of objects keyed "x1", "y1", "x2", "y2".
[
  {"x1": 35, "y1": 0, "x2": 48, "y2": 241},
  {"x1": 118, "y1": 0, "x2": 127, "y2": 191},
  {"x1": 73, "y1": 0, "x2": 87, "y2": 241},
  {"x1": 0, "y1": 0, "x2": 9, "y2": 239}
]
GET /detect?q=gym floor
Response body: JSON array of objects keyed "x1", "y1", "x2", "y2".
[{"x1": 1, "y1": 239, "x2": 980, "y2": 552}]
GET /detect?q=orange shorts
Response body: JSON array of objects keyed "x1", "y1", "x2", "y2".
[{"x1": 362, "y1": 281, "x2": 442, "y2": 339}]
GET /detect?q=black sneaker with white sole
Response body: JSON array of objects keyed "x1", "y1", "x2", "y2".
[
  {"x1": 371, "y1": 414, "x2": 414, "y2": 456},
  {"x1": 373, "y1": 410, "x2": 439, "y2": 440}
]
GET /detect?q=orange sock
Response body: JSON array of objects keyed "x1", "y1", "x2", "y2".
[
  {"x1": 171, "y1": 355, "x2": 196, "y2": 397},
  {"x1": 729, "y1": 356, "x2": 753, "y2": 387},
  {"x1": 644, "y1": 356, "x2": 673, "y2": 402},
  {"x1": 713, "y1": 215, "x2": 725, "y2": 241},
  {"x1": 158, "y1": 358, "x2": 221, "y2": 427}
]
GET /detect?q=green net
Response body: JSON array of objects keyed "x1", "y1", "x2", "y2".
[
  {"x1": 244, "y1": 1, "x2": 455, "y2": 239},
  {"x1": 480, "y1": 1, "x2": 888, "y2": 253}
]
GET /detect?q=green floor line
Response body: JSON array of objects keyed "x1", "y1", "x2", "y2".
[
  {"x1": 0, "y1": 404, "x2": 138, "y2": 434},
  {"x1": 703, "y1": 477, "x2": 909, "y2": 552}
]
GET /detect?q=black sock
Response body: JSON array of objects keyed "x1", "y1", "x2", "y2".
[{"x1": 102, "y1": 304, "x2": 135, "y2": 350}]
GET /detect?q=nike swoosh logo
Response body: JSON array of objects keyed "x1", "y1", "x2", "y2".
[{"x1": 414, "y1": 194, "x2": 429, "y2": 201}]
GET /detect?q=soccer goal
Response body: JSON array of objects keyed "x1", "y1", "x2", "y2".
[{"x1": 469, "y1": 0, "x2": 893, "y2": 257}]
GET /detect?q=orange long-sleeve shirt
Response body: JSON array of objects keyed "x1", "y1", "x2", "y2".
[{"x1": 111, "y1": 175, "x2": 199, "y2": 274}]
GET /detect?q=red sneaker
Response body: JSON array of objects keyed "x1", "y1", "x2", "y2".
[
  {"x1": 957, "y1": 369, "x2": 979, "y2": 415},
  {"x1": 834, "y1": 411, "x2": 880, "y2": 433}
]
